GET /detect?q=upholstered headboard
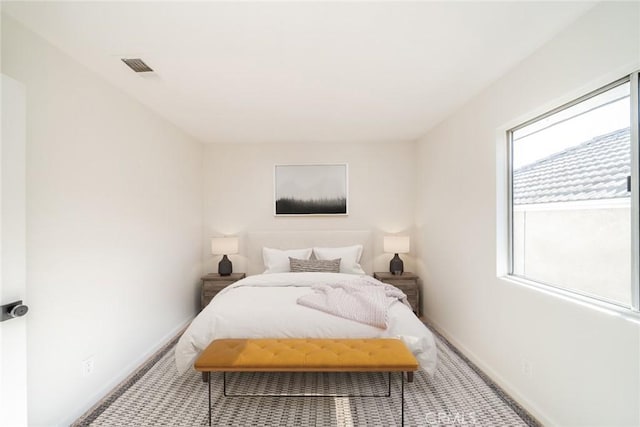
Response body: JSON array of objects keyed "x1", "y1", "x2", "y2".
[{"x1": 246, "y1": 230, "x2": 373, "y2": 276}]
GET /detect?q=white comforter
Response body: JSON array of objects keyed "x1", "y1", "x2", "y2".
[{"x1": 174, "y1": 273, "x2": 437, "y2": 375}]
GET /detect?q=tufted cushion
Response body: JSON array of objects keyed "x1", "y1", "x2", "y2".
[
  {"x1": 194, "y1": 338, "x2": 419, "y2": 372},
  {"x1": 289, "y1": 257, "x2": 341, "y2": 273}
]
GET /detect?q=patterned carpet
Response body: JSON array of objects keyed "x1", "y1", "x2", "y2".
[{"x1": 74, "y1": 331, "x2": 539, "y2": 426}]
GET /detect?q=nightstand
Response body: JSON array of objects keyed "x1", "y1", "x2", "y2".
[
  {"x1": 373, "y1": 272, "x2": 420, "y2": 316},
  {"x1": 200, "y1": 273, "x2": 246, "y2": 311}
]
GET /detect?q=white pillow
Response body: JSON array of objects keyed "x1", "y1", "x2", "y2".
[
  {"x1": 313, "y1": 245, "x2": 365, "y2": 275},
  {"x1": 263, "y1": 247, "x2": 313, "y2": 274}
]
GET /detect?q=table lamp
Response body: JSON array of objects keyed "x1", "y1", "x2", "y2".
[
  {"x1": 211, "y1": 237, "x2": 239, "y2": 276},
  {"x1": 384, "y1": 235, "x2": 410, "y2": 275}
]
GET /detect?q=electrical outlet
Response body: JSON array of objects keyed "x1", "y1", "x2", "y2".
[
  {"x1": 521, "y1": 359, "x2": 533, "y2": 378},
  {"x1": 82, "y1": 356, "x2": 95, "y2": 377}
]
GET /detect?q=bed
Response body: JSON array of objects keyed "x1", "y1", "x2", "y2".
[{"x1": 175, "y1": 231, "x2": 437, "y2": 376}]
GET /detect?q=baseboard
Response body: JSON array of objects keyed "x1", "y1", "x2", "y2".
[
  {"x1": 58, "y1": 317, "x2": 193, "y2": 427},
  {"x1": 423, "y1": 315, "x2": 554, "y2": 427}
]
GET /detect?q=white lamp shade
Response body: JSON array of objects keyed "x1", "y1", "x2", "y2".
[
  {"x1": 211, "y1": 237, "x2": 239, "y2": 255},
  {"x1": 384, "y1": 236, "x2": 410, "y2": 254}
]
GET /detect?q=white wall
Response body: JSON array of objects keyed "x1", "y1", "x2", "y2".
[
  {"x1": 1, "y1": 16, "x2": 203, "y2": 426},
  {"x1": 416, "y1": 3, "x2": 640, "y2": 426},
  {"x1": 203, "y1": 141, "x2": 416, "y2": 274}
]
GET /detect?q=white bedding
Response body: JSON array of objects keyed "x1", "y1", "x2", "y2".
[{"x1": 175, "y1": 272, "x2": 437, "y2": 375}]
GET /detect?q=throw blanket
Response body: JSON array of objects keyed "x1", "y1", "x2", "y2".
[{"x1": 297, "y1": 276, "x2": 410, "y2": 329}]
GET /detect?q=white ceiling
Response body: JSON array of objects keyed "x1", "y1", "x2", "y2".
[{"x1": 3, "y1": 1, "x2": 595, "y2": 145}]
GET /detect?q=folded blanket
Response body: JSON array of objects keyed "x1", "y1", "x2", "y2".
[{"x1": 296, "y1": 276, "x2": 410, "y2": 329}]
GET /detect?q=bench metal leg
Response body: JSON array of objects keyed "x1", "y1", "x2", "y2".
[
  {"x1": 206, "y1": 371, "x2": 409, "y2": 426},
  {"x1": 407, "y1": 371, "x2": 414, "y2": 383},
  {"x1": 401, "y1": 371, "x2": 405, "y2": 426},
  {"x1": 208, "y1": 372, "x2": 212, "y2": 426}
]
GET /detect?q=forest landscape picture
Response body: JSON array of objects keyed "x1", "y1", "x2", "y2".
[{"x1": 274, "y1": 164, "x2": 348, "y2": 215}]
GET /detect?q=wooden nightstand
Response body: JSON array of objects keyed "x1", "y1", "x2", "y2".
[
  {"x1": 200, "y1": 273, "x2": 246, "y2": 311},
  {"x1": 373, "y1": 272, "x2": 420, "y2": 317}
]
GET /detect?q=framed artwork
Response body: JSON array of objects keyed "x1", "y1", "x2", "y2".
[{"x1": 274, "y1": 164, "x2": 348, "y2": 216}]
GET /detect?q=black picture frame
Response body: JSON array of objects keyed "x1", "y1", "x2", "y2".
[{"x1": 274, "y1": 164, "x2": 348, "y2": 216}]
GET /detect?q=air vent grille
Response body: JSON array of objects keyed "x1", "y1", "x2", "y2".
[{"x1": 121, "y1": 58, "x2": 153, "y2": 73}]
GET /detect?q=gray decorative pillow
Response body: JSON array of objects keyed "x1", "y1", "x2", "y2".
[{"x1": 289, "y1": 257, "x2": 341, "y2": 273}]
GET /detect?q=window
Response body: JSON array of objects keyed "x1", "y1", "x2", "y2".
[{"x1": 508, "y1": 73, "x2": 639, "y2": 311}]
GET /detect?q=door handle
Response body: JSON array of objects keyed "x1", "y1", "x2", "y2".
[{"x1": 1, "y1": 300, "x2": 29, "y2": 322}]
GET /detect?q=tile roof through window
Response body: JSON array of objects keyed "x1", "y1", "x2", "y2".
[{"x1": 513, "y1": 128, "x2": 630, "y2": 205}]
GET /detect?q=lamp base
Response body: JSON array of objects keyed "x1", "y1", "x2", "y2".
[
  {"x1": 389, "y1": 253, "x2": 404, "y2": 275},
  {"x1": 218, "y1": 255, "x2": 232, "y2": 276}
]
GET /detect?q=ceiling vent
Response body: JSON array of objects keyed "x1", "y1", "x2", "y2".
[{"x1": 121, "y1": 58, "x2": 153, "y2": 73}]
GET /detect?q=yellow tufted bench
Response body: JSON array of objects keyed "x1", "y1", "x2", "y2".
[{"x1": 195, "y1": 338, "x2": 419, "y2": 426}]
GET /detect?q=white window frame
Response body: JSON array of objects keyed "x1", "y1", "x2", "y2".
[{"x1": 505, "y1": 71, "x2": 640, "y2": 314}]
